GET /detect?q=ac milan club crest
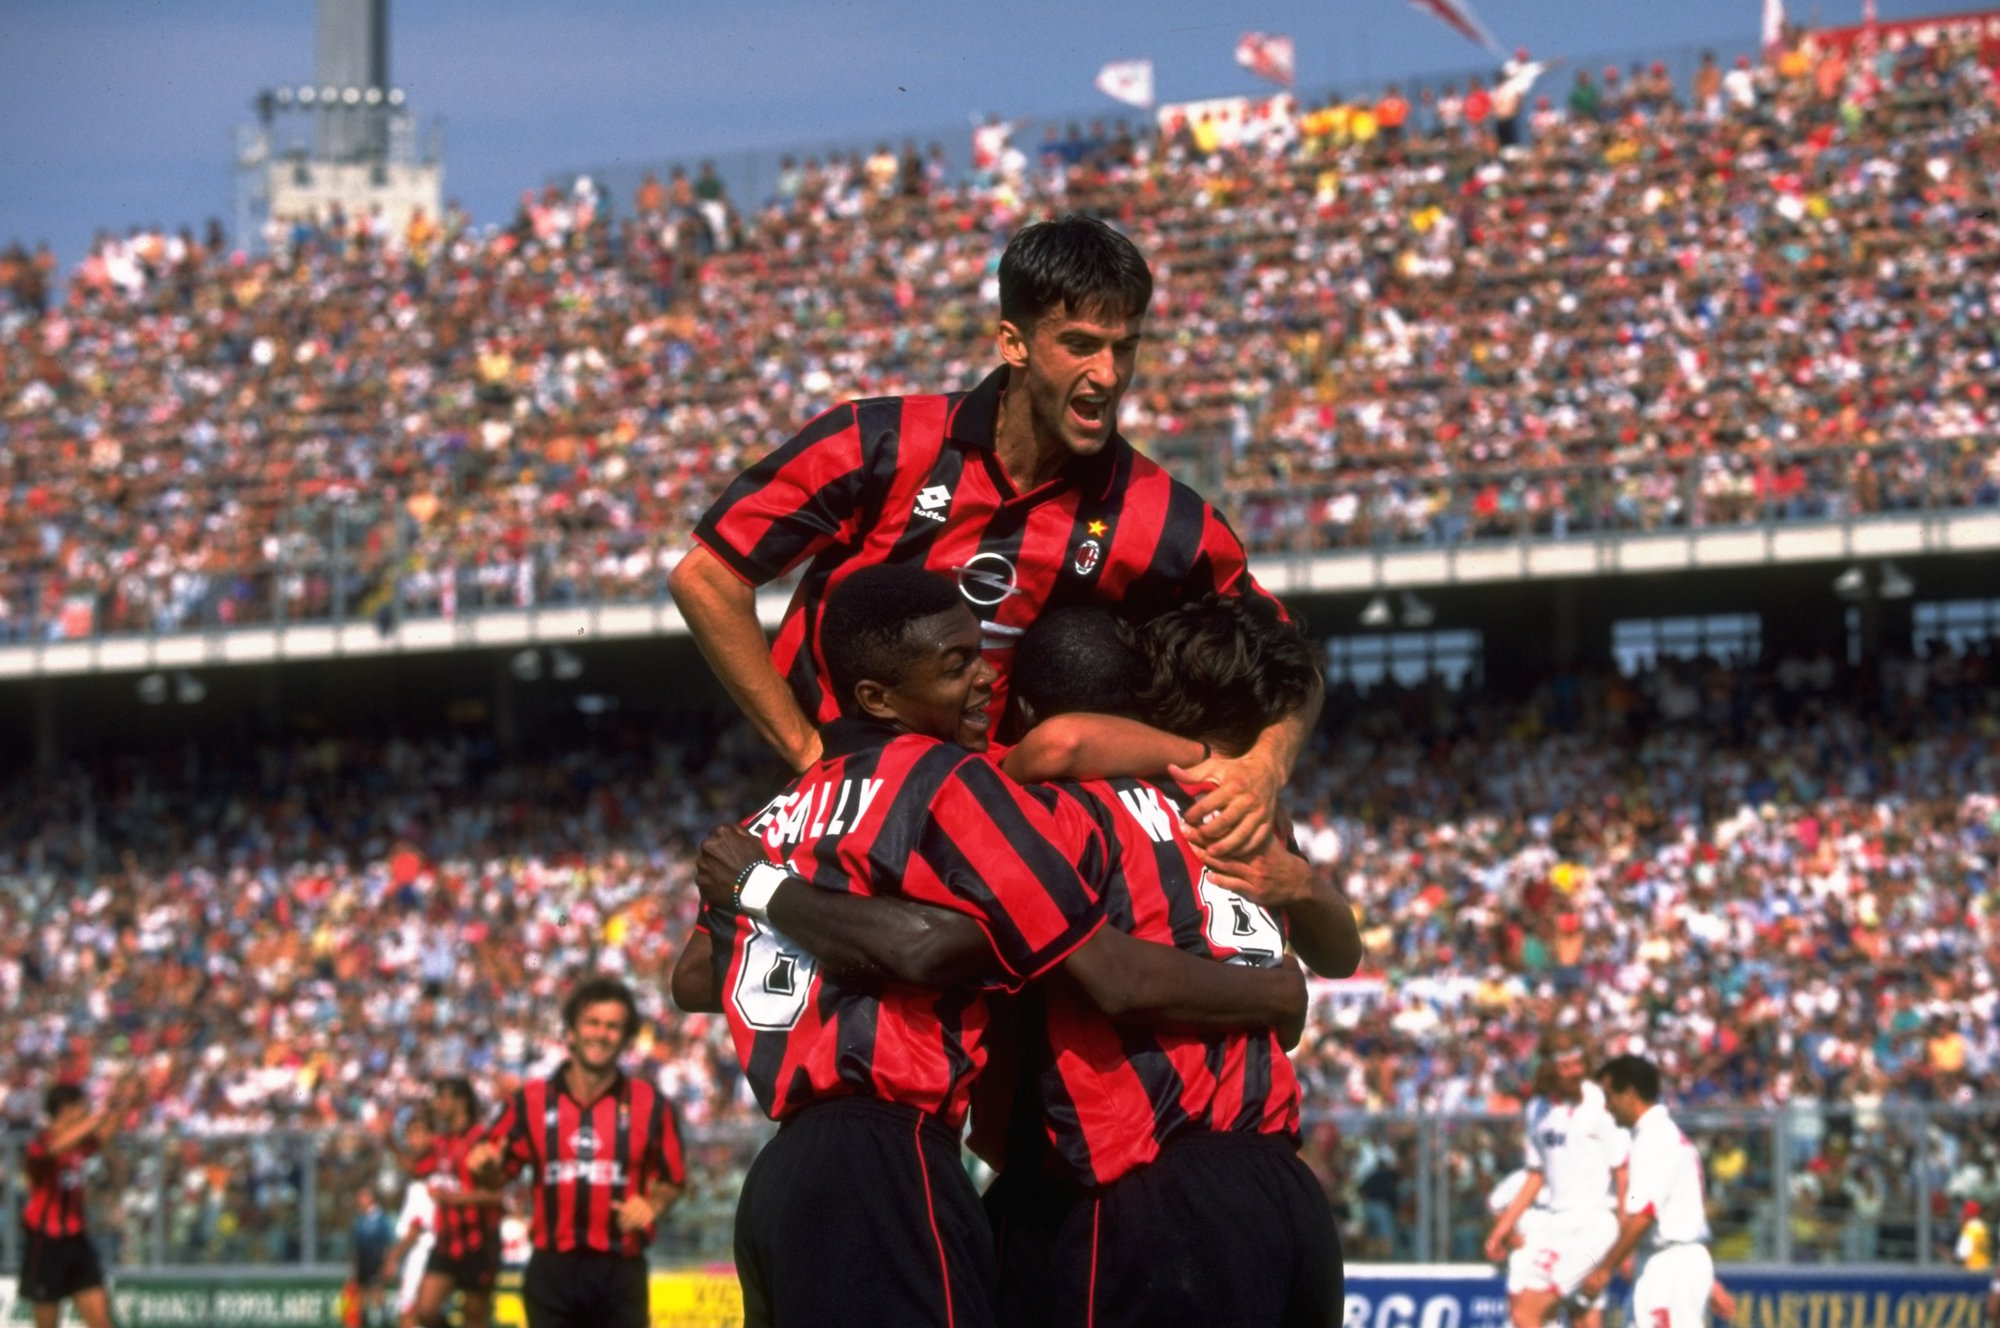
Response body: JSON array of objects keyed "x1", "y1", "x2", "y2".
[{"x1": 1073, "y1": 539, "x2": 1102, "y2": 575}]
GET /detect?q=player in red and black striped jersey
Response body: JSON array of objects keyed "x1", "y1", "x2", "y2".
[
  {"x1": 670, "y1": 213, "x2": 1318, "y2": 860},
  {"x1": 1006, "y1": 597, "x2": 1362, "y2": 1328},
  {"x1": 20, "y1": 1081, "x2": 127, "y2": 1328},
  {"x1": 469, "y1": 977, "x2": 684, "y2": 1328},
  {"x1": 406, "y1": 1078, "x2": 502, "y2": 1328},
  {"x1": 671, "y1": 566, "x2": 1306, "y2": 1328},
  {"x1": 700, "y1": 595, "x2": 1361, "y2": 1328}
]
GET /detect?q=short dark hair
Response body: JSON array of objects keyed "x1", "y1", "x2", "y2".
[
  {"x1": 820, "y1": 566, "x2": 965, "y2": 716},
  {"x1": 435, "y1": 1076, "x2": 479, "y2": 1122},
  {"x1": 562, "y1": 975, "x2": 640, "y2": 1047},
  {"x1": 45, "y1": 1083, "x2": 85, "y2": 1118},
  {"x1": 1598, "y1": 1054, "x2": 1662, "y2": 1104},
  {"x1": 1013, "y1": 605, "x2": 1146, "y2": 722},
  {"x1": 1133, "y1": 594, "x2": 1318, "y2": 753},
  {"x1": 999, "y1": 214, "x2": 1153, "y2": 329}
]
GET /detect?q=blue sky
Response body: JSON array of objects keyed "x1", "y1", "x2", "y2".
[{"x1": 0, "y1": 0, "x2": 1915, "y2": 265}]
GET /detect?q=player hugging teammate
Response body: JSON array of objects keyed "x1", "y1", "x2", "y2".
[{"x1": 669, "y1": 214, "x2": 1360, "y2": 1326}]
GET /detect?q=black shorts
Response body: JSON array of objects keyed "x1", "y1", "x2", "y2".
[
  {"x1": 1049, "y1": 1132, "x2": 1343, "y2": 1328},
  {"x1": 735, "y1": 1097, "x2": 997, "y2": 1328},
  {"x1": 522, "y1": 1248, "x2": 649, "y2": 1328},
  {"x1": 423, "y1": 1242, "x2": 501, "y2": 1294},
  {"x1": 988, "y1": 1166, "x2": 1081, "y2": 1328},
  {"x1": 21, "y1": 1229, "x2": 106, "y2": 1304}
]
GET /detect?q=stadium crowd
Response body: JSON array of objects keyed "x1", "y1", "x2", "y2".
[
  {"x1": 3, "y1": 644, "x2": 1997, "y2": 1263},
  {"x1": 4, "y1": 30, "x2": 2000, "y2": 640},
  {"x1": 5, "y1": 17, "x2": 2000, "y2": 1280}
]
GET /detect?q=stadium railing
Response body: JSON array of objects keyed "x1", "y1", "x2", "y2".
[
  {"x1": 5, "y1": 1102, "x2": 1995, "y2": 1274},
  {"x1": 2, "y1": 437, "x2": 1995, "y2": 651}
]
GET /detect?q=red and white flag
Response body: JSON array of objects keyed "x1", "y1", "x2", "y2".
[
  {"x1": 1406, "y1": 0, "x2": 1503, "y2": 55},
  {"x1": 1235, "y1": 32, "x2": 1296, "y2": 88},
  {"x1": 1095, "y1": 58, "x2": 1155, "y2": 109},
  {"x1": 1763, "y1": 0, "x2": 1787, "y2": 55}
]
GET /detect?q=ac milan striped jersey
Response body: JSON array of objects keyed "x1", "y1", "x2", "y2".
[
  {"x1": 1035, "y1": 777, "x2": 1300, "y2": 1188},
  {"x1": 486, "y1": 1067, "x2": 686, "y2": 1256},
  {"x1": 691, "y1": 365, "x2": 1273, "y2": 730},
  {"x1": 700, "y1": 717, "x2": 1108, "y2": 1129},
  {"x1": 413, "y1": 1125, "x2": 500, "y2": 1259},
  {"x1": 22, "y1": 1132, "x2": 96, "y2": 1238}
]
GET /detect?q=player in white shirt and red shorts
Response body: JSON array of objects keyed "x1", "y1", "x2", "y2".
[
  {"x1": 1580, "y1": 1055, "x2": 1730, "y2": 1328},
  {"x1": 1485, "y1": 1031, "x2": 1630, "y2": 1328}
]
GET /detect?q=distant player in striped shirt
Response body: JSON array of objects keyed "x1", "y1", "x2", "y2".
[
  {"x1": 470, "y1": 977, "x2": 685, "y2": 1328},
  {"x1": 672, "y1": 565, "x2": 1307, "y2": 1328},
  {"x1": 20, "y1": 1081, "x2": 129, "y2": 1328},
  {"x1": 408, "y1": 1077, "x2": 503, "y2": 1328}
]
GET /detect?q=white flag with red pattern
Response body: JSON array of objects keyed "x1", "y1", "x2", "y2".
[
  {"x1": 1095, "y1": 58, "x2": 1155, "y2": 109},
  {"x1": 1235, "y1": 32, "x2": 1297, "y2": 88}
]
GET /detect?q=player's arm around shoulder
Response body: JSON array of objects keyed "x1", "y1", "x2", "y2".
[
  {"x1": 690, "y1": 821, "x2": 997, "y2": 992},
  {"x1": 1059, "y1": 926, "x2": 1311, "y2": 1048},
  {"x1": 999, "y1": 714, "x2": 1206, "y2": 784}
]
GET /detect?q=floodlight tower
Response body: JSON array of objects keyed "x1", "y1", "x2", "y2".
[{"x1": 234, "y1": 0, "x2": 442, "y2": 248}]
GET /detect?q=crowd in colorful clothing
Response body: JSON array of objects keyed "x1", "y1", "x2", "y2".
[
  {"x1": 3, "y1": 645, "x2": 1996, "y2": 1263},
  {"x1": 4, "y1": 30, "x2": 1998, "y2": 639}
]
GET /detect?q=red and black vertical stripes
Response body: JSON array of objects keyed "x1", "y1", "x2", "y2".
[
  {"x1": 487, "y1": 1068, "x2": 685, "y2": 1256},
  {"x1": 706, "y1": 720, "x2": 1106, "y2": 1129},
  {"x1": 21, "y1": 1134, "x2": 93, "y2": 1237},
  {"x1": 1033, "y1": 777, "x2": 1302, "y2": 1189},
  {"x1": 690, "y1": 365, "x2": 1277, "y2": 730}
]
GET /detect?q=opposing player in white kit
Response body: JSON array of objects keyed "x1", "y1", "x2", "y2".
[
  {"x1": 1485, "y1": 1031, "x2": 1629, "y2": 1328},
  {"x1": 386, "y1": 1119, "x2": 439, "y2": 1328},
  {"x1": 1580, "y1": 1055, "x2": 1716, "y2": 1328}
]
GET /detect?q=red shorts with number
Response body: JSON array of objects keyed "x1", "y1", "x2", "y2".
[{"x1": 1506, "y1": 1207, "x2": 1619, "y2": 1304}]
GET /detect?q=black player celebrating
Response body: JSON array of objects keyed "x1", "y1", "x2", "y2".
[
  {"x1": 469, "y1": 977, "x2": 685, "y2": 1328},
  {"x1": 694, "y1": 595, "x2": 1360, "y2": 1328},
  {"x1": 672, "y1": 565, "x2": 1306, "y2": 1328},
  {"x1": 20, "y1": 1081, "x2": 129, "y2": 1328}
]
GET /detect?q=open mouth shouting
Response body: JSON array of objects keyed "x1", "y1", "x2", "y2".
[{"x1": 1070, "y1": 390, "x2": 1112, "y2": 435}]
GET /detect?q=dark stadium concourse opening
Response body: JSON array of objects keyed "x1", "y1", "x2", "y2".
[
  {"x1": 0, "y1": 633, "x2": 804, "y2": 885},
  {"x1": 1283, "y1": 551, "x2": 2000, "y2": 699}
]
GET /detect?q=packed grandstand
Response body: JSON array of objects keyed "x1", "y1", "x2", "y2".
[
  {"x1": 3, "y1": 28, "x2": 1998, "y2": 636},
  {"x1": 2, "y1": 15, "x2": 1999, "y2": 1292}
]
